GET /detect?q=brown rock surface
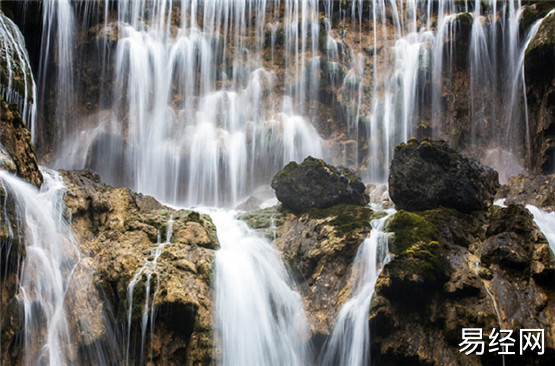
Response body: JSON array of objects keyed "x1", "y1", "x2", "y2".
[
  {"x1": 369, "y1": 204, "x2": 555, "y2": 365},
  {"x1": 497, "y1": 174, "x2": 555, "y2": 211},
  {"x1": 0, "y1": 100, "x2": 42, "y2": 187},
  {"x1": 60, "y1": 169, "x2": 218, "y2": 366}
]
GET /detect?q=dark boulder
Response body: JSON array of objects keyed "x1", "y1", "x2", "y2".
[
  {"x1": 389, "y1": 139, "x2": 499, "y2": 212},
  {"x1": 271, "y1": 156, "x2": 369, "y2": 212}
]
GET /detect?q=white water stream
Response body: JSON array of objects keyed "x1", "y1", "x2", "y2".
[
  {"x1": 208, "y1": 208, "x2": 310, "y2": 366},
  {"x1": 321, "y1": 208, "x2": 394, "y2": 366},
  {"x1": 0, "y1": 168, "x2": 78, "y2": 365}
]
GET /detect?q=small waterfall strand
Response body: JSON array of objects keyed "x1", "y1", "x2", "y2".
[{"x1": 321, "y1": 208, "x2": 395, "y2": 366}]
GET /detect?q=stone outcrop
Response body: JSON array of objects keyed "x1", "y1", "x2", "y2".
[
  {"x1": 271, "y1": 156, "x2": 369, "y2": 212},
  {"x1": 497, "y1": 174, "x2": 555, "y2": 211},
  {"x1": 60, "y1": 169, "x2": 217, "y2": 366},
  {"x1": 369, "y1": 203, "x2": 555, "y2": 365},
  {"x1": 0, "y1": 100, "x2": 42, "y2": 187},
  {"x1": 389, "y1": 139, "x2": 499, "y2": 212}
]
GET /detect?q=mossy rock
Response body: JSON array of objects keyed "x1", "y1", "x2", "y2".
[
  {"x1": 378, "y1": 240, "x2": 448, "y2": 305},
  {"x1": 386, "y1": 210, "x2": 438, "y2": 255},
  {"x1": 272, "y1": 156, "x2": 369, "y2": 213},
  {"x1": 306, "y1": 203, "x2": 373, "y2": 236}
]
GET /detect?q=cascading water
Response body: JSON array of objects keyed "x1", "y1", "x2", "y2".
[
  {"x1": 0, "y1": 168, "x2": 120, "y2": 365},
  {"x1": 526, "y1": 205, "x2": 555, "y2": 254},
  {"x1": 209, "y1": 208, "x2": 310, "y2": 366},
  {"x1": 321, "y1": 208, "x2": 394, "y2": 366},
  {"x1": 125, "y1": 215, "x2": 173, "y2": 366},
  {"x1": 0, "y1": 168, "x2": 78, "y2": 365},
  {"x1": 53, "y1": 0, "x2": 324, "y2": 207}
]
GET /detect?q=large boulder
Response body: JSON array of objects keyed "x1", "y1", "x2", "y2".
[
  {"x1": 55, "y1": 170, "x2": 216, "y2": 365},
  {"x1": 389, "y1": 139, "x2": 499, "y2": 212},
  {"x1": 271, "y1": 156, "x2": 369, "y2": 212},
  {"x1": 370, "y1": 204, "x2": 555, "y2": 365}
]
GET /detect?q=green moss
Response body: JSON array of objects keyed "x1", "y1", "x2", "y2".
[
  {"x1": 386, "y1": 210, "x2": 438, "y2": 255},
  {"x1": 307, "y1": 203, "x2": 372, "y2": 235},
  {"x1": 397, "y1": 241, "x2": 445, "y2": 283}
]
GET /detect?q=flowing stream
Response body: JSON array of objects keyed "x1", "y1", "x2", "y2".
[
  {"x1": 321, "y1": 208, "x2": 395, "y2": 366},
  {"x1": 0, "y1": 169, "x2": 79, "y2": 365}
]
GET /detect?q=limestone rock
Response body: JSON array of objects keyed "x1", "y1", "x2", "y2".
[
  {"x1": 241, "y1": 203, "x2": 375, "y2": 353},
  {"x1": 370, "y1": 203, "x2": 555, "y2": 366},
  {"x1": 0, "y1": 100, "x2": 42, "y2": 187},
  {"x1": 271, "y1": 156, "x2": 369, "y2": 213},
  {"x1": 497, "y1": 174, "x2": 555, "y2": 211},
  {"x1": 389, "y1": 139, "x2": 499, "y2": 212},
  {"x1": 59, "y1": 169, "x2": 218, "y2": 366}
]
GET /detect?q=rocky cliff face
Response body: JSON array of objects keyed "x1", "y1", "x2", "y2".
[
  {"x1": 370, "y1": 203, "x2": 555, "y2": 365},
  {"x1": 60, "y1": 169, "x2": 217, "y2": 365},
  {"x1": 0, "y1": 166, "x2": 218, "y2": 365},
  {"x1": 525, "y1": 8, "x2": 555, "y2": 174}
]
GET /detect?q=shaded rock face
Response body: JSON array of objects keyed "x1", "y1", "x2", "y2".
[
  {"x1": 271, "y1": 156, "x2": 369, "y2": 213},
  {"x1": 0, "y1": 100, "x2": 42, "y2": 187},
  {"x1": 59, "y1": 170, "x2": 217, "y2": 366},
  {"x1": 525, "y1": 9, "x2": 555, "y2": 174},
  {"x1": 389, "y1": 139, "x2": 499, "y2": 212},
  {"x1": 370, "y1": 204, "x2": 555, "y2": 366},
  {"x1": 497, "y1": 173, "x2": 555, "y2": 211}
]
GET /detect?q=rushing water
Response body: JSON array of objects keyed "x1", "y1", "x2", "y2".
[
  {"x1": 208, "y1": 208, "x2": 310, "y2": 366},
  {"x1": 0, "y1": 169, "x2": 78, "y2": 365},
  {"x1": 526, "y1": 205, "x2": 555, "y2": 255},
  {"x1": 321, "y1": 208, "x2": 394, "y2": 366}
]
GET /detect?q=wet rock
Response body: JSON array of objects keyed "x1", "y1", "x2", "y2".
[
  {"x1": 59, "y1": 169, "x2": 218, "y2": 366},
  {"x1": 271, "y1": 156, "x2": 369, "y2": 213},
  {"x1": 389, "y1": 139, "x2": 499, "y2": 212},
  {"x1": 370, "y1": 200, "x2": 555, "y2": 366},
  {"x1": 274, "y1": 204, "x2": 374, "y2": 347},
  {"x1": 0, "y1": 100, "x2": 42, "y2": 187},
  {"x1": 497, "y1": 174, "x2": 555, "y2": 211}
]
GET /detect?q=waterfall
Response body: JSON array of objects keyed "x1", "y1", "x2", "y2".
[
  {"x1": 37, "y1": 0, "x2": 75, "y2": 144},
  {"x1": 208, "y1": 208, "x2": 310, "y2": 366},
  {"x1": 321, "y1": 208, "x2": 394, "y2": 366},
  {"x1": 0, "y1": 168, "x2": 120, "y2": 365},
  {"x1": 0, "y1": 168, "x2": 78, "y2": 365},
  {"x1": 52, "y1": 0, "x2": 324, "y2": 207},
  {"x1": 3, "y1": 0, "x2": 554, "y2": 364},
  {"x1": 125, "y1": 216, "x2": 173, "y2": 366},
  {"x1": 0, "y1": 10, "x2": 36, "y2": 139}
]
